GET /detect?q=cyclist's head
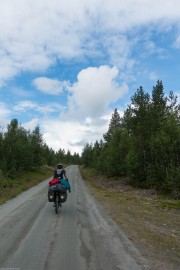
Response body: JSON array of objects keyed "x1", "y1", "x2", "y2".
[{"x1": 57, "y1": 164, "x2": 63, "y2": 169}]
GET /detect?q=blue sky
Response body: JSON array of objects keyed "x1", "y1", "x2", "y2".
[{"x1": 0, "y1": 0, "x2": 180, "y2": 154}]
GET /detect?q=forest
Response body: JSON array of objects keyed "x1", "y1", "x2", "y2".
[
  {"x1": 0, "y1": 80, "x2": 179, "y2": 197},
  {"x1": 0, "y1": 119, "x2": 81, "y2": 178},
  {"x1": 81, "y1": 81, "x2": 180, "y2": 197}
]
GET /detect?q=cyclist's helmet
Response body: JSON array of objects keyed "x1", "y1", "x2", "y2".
[{"x1": 57, "y1": 164, "x2": 63, "y2": 169}]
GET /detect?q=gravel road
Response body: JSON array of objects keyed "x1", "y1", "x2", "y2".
[{"x1": 0, "y1": 165, "x2": 150, "y2": 270}]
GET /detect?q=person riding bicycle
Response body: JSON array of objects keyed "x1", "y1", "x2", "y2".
[
  {"x1": 54, "y1": 164, "x2": 68, "y2": 179},
  {"x1": 54, "y1": 164, "x2": 71, "y2": 192},
  {"x1": 52, "y1": 164, "x2": 70, "y2": 207}
]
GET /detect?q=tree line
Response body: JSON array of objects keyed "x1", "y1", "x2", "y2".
[
  {"x1": 0, "y1": 80, "x2": 179, "y2": 197},
  {"x1": 0, "y1": 119, "x2": 80, "y2": 178},
  {"x1": 81, "y1": 81, "x2": 180, "y2": 197}
]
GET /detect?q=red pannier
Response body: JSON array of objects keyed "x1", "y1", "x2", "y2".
[{"x1": 49, "y1": 178, "x2": 60, "y2": 187}]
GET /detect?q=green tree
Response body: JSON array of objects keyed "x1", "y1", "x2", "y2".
[
  {"x1": 124, "y1": 86, "x2": 151, "y2": 182},
  {"x1": 81, "y1": 143, "x2": 94, "y2": 167},
  {"x1": 30, "y1": 126, "x2": 44, "y2": 167},
  {"x1": 103, "y1": 108, "x2": 121, "y2": 143},
  {"x1": 147, "y1": 86, "x2": 180, "y2": 194},
  {"x1": 56, "y1": 148, "x2": 66, "y2": 164}
]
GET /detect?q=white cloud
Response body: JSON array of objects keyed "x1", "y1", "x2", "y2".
[
  {"x1": 13, "y1": 100, "x2": 64, "y2": 116},
  {"x1": 13, "y1": 100, "x2": 37, "y2": 112},
  {"x1": 175, "y1": 91, "x2": 180, "y2": 104},
  {"x1": 33, "y1": 77, "x2": 69, "y2": 95},
  {"x1": 0, "y1": 56, "x2": 19, "y2": 87},
  {"x1": 36, "y1": 66, "x2": 128, "y2": 154},
  {"x1": 0, "y1": 102, "x2": 11, "y2": 127},
  {"x1": 0, "y1": 0, "x2": 180, "y2": 154},
  {"x1": 40, "y1": 106, "x2": 125, "y2": 154},
  {"x1": 14, "y1": 66, "x2": 127, "y2": 126},
  {"x1": 173, "y1": 34, "x2": 180, "y2": 48},
  {"x1": 102, "y1": 34, "x2": 134, "y2": 69},
  {"x1": 22, "y1": 118, "x2": 39, "y2": 131},
  {"x1": 0, "y1": 0, "x2": 180, "y2": 85},
  {"x1": 149, "y1": 72, "x2": 159, "y2": 81},
  {"x1": 67, "y1": 65, "x2": 128, "y2": 118},
  {"x1": 41, "y1": 116, "x2": 108, "y2": 154}
]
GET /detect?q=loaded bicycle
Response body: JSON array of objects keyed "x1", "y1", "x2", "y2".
[{"x1": 48, "y1": 178, "x2": 71, "y2": 214}]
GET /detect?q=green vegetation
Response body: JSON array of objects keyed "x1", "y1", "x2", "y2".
[
  {"x1": 0, "y1": 166, "x2": 53, "y2": 204},
  {"x1": 0, "y1": 119, "x2": 80, "y2": 203},
  {"x1": 0, "y1": 80, "x2": 179, "y2": 199},
  {"x1": 158, "y1": 200, "x2": 180, "y2": 209},
  {"x1": 80, "y1": 166, "x2": 180, "y2": 270},
  {"x1": 81, "y1": 81, "x2": 180, "y2": 198},
  {"x1": 0, "y1": 119, "x2": 81, "y2": 179}
]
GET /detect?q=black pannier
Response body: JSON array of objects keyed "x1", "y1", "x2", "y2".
[
  {"x1": 59, "y1": 192, "x2": 67, "y2": 203},
  {"x1": 48, "y1": 184, "x2": 67, "y2": 203},
  {"x1": 48, "y1": 189, "x2": 54, "y2": 202}
]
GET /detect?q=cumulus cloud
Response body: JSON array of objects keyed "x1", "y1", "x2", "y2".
[
  {"x1": 15, "y1": 65, "x2": 126, "y2": 124},
  {"x1": 22, "y1": 118, "x2": 39, "y2": 131},
  {"x1": 40, "y1": 106, "x2": 125, "y2": 154},
  {"x1": 0, "y1": 0, "x2": 180, "y2": 153},
  {"x1": 67, "y1": 65, "x2": 128, "y2": 118},
  {"x1": 36, "y1": 65, "x2": 128, "y2": 153},
  {"x1": 41, "y1": 116, "x2": 108, "y2": 154}
]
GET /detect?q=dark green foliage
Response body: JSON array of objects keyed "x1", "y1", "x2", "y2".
[
  {"x1": 0, "y1": 119, "x2": 80, "y2": 179},
  {"x1": 2, "y1": 119, "x2": 33, "y2": 176},
  {"x1": 81, "y1": 143, "x2": 94, "y2": 167},
  {"x1": 81, "y1": 82, "x2": 180, "y2": 197},
  {"x1": 103, "y1": 108, "x2": 121, "y2": 143}
]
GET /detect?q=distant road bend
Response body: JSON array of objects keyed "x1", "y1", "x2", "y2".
[{"x1": 0, "y1": 165, "x2": 150, "y2": 270}]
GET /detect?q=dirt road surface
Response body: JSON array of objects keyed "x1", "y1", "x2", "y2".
[{"x1": 0, "y1": 165, "x2": 150, "y2": 270}]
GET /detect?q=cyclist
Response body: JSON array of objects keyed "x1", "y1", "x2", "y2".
[
  {"x1": 54, "y1": 164, "x2": 68, "y2": 179},
  {"x1": 54, "y1": 164, "x2": 71, "y2": 192},
  {"x1": 52, "y1": 164, "x2": 70, "y2": 207}
]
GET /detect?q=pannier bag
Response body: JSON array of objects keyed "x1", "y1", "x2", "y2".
[
  {"x1": 48, "y1": 184, "x2": 68, "y2": 203},
  {"x1": 48, "y1": 189, "x2": 54, "y2": 202},
  {"x1": 59, "y1": 192, "x2": 67, "y2": 203},
  {"x1": 48, "y1": 189, "x2": 67, "y2": 203}
]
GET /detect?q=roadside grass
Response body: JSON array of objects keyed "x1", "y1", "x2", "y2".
[
  {"x1": 79, "y1": 166, "x2": 180, "y2": 270},
  {"x1": 158, "y1": 200, "x2": 180, "y2": 210},
  {"x1": 0, "y1": 166, "x2": 54, "y2": 205}
]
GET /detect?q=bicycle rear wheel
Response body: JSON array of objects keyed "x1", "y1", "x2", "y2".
[{"x1": 55, "y1": 193, "x2": 59, "y2": 214}]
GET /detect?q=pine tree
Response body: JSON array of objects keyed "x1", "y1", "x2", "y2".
[
  {"x1": 103, "y1": 108, "x2": 121, "y2": 143},
  {"x1": 30, "y1": 126, "x2": 44, "y2": 167},
  {"x1": 124, "y1": 86, "x2": 151, "y2": 181}
]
